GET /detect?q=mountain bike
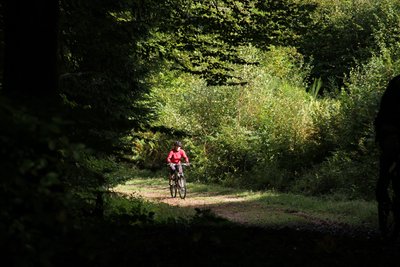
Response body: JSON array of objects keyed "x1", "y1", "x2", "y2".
[{"x1": 169, "y1": 163, "x2": 189, "y2": 199}]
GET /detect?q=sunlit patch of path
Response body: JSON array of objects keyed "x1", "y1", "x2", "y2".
[
  {"x1": 113, "y1": 183, "x2": 249, "y2": 208},
  {"x1": 112, "y1": 178, "x2": 377, "y2": 235},
  {"x1": 113, "y1": 179, "x2": 275, "y2": 226}
]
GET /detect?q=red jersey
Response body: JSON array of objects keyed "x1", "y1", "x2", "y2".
[{"x1": 166, "y1": 149, "x2": 189, "y2": 164}]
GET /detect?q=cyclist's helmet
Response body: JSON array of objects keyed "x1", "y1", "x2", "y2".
[{"x1": 174, "y1": 141, "x2": 182, "y2": 147}]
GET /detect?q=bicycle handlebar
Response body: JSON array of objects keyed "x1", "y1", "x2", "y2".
[{"x1": 167, "y1": 163, "x2": 190, "y2": 166}]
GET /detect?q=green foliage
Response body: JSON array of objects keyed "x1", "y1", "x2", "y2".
[
  {"x1": 309, "y1": 77, "x2": 323, "y2": 99},
  {"x1": 297, "y1": 0, "x2": 400, "y2": 90},
  {"x1": 134, "y1": 0, "x2": 400, "y2": 200},
  {"x1": 137, "y1": 46, "x2": 327, "y2": 189},
  {"x1": 104, "y1": 193, "x2": 155, "y2": 226},
  {"x1": 129, "y1": 131, "x2": 176, "y2": 170},
  {"x1": 0, "y1": 98, "x2": 78, "y2": 265},
  {"x1": 57, "y1": 0, "x2": 400, "y2": 202},
  {"x1": 1, "y1": 1, "x2": 167, "y2": 263},
  {"x1": 59, "y1": 0, "x2": 155, "y2": 152},
  {"x1": 148, "y1": 0, "x2": 315, "y2": 85},
  {"x1": 292, "y1": 23, "x2": 400, "y2": 199},
  {"x1": 292, "y1": 150, "x2": 378, "y2": 199},
  {"x1": 371, "y1": 0, "x2": 400, "y2": 54}
]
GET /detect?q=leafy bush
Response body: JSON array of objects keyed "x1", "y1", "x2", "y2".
[
  {"x1": 292, "y1": 150, "x2": 378, "y2": 200},
  {"x1": 294, "y1": 33, "x2": 400, "y2": 199},
  {"x1": 136, "y1": 46, "x2": 326, "y2": 188}
]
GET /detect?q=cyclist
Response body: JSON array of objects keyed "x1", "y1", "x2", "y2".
[
  {"x1": 166, "y1": 141, "x2": 190, "y2": 185},
  {"x1": 374, "y1": 74, "x2": 400, "y2": 239}
]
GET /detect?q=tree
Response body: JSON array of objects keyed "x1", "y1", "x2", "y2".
[
  {"x1": 1, "y1": 1, "x2": 69, "y2": 265},
  {"x1": 3, "y1": 0, "x2": 59, "y2": 102},
  {"x1": 146, "y1": 0, "x2": 314, "y2": 85},
  {"x1": 59, "y1": 0, "x2": 157, "y2": 152}
]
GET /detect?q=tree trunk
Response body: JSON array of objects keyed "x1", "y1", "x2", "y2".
[{"x1": 3, "y1": 0, "x2": 59, "y2": 102}]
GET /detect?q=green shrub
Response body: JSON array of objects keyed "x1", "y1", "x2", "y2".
[
  {"x1": 292, "y1": 150, "x2": 378, "y2": 200},
  {"x1": 140, "y1": 46, "x2": 323, "y2": 187},
  {"x1": 293, "y1": 36, "x2": 400, "y2": 200},
  {"x1": 132, "y1": 15, "x2": 400, "y2": 199}
]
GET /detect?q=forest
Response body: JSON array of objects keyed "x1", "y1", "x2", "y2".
[{"x1": 2, "y1": 0, "x2": 400, "y2": 266}]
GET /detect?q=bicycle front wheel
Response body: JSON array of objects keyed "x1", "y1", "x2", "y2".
[
  {"x1": 170, "y1": 183, "x2": 177, "y2": 198},
  {"x1": 178, "y1": 176, "x2": 186, "y2": 199},
  {"x1": 170, "y1": 176, "x2": 177, "y2": 198}
]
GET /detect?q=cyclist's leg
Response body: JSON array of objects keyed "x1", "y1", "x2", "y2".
[{"x1": 169, "y1": 165, "x2": 176, "y2": 185}]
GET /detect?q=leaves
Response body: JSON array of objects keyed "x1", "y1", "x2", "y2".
[{"x1": 144, "y1": 0, "x2": 314, "y2": 85}]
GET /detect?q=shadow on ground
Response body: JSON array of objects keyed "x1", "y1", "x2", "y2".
[{"x1": 14, "y1": 211, "x2": 396, "y2": 267}]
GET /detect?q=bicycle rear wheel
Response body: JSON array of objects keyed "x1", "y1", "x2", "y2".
[{"x1": 178, "y1": 176, "x2": 186, "y2": 199}]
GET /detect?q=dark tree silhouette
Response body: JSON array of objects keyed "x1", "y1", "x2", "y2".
[
  {"x1": 375, "y1": 74, "x2": 400, "y2": 239},
  {"x1": 1, "y1": 2, "x2": 64, "y2": 266},
  {"x1": 3, "y1": 0, "x2": 59, "y2": 101}
]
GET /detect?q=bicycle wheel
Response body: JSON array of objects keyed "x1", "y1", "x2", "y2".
[
  {"x1": 170, "y1": 184, "x2": 177, "y2": 198},
  {"x1": 177, "y1": 176, "x2": 186, "y2": 199},
  {"x1": 170, "y1": 173, "x2": 177, "y2": 198}
]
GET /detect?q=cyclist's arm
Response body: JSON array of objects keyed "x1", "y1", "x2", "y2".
[
  {"x1": 166, "y1": 151, "x2": 174, "y2": 163},
  {"x1": 181, "y1": 150, "x2": 189, "y2": 163}
]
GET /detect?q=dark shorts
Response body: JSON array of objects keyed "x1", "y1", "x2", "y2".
[{"x1": 168, "y1": 163, "x2": 183, "y2": 175}]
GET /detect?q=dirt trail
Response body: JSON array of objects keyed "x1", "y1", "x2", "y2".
[
  {"x1": 111, "y1": 182, "x2": 396, "y2": 266},
  {"x1": 113, "y1": 182, "x2": 371, "y2": 234},
  {"x1": 114, "y1": 183, "x2": 262, "y2": 224}
]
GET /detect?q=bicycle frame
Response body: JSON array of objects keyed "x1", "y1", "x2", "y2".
[{"x1": 169, "y1": 163, "x2": 188, "y2": 199}]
